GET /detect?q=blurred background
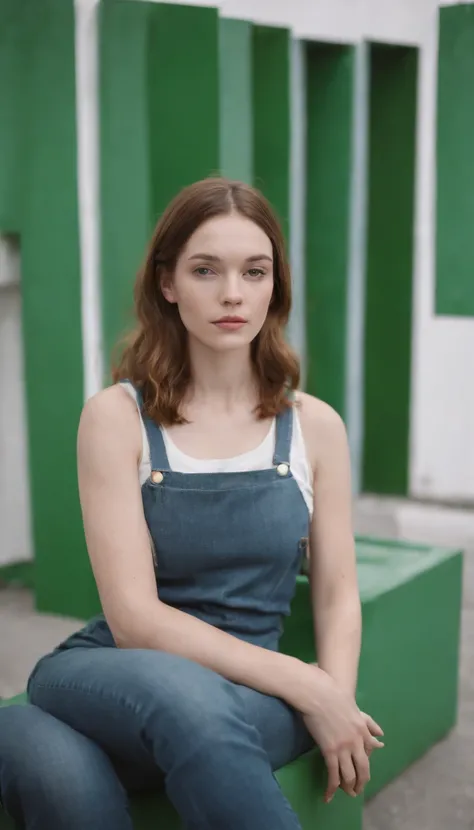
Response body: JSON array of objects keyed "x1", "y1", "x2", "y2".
[{"x1": 1, "y1": 0, "x2": 474, "y2": 828}]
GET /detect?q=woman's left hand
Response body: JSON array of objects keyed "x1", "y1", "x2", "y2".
[{"x1": 334, "y1": 710, "x2": 384, "y2": 799}]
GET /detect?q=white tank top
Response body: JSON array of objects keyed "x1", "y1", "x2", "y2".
[{"x1": 122, "y1": 383, "x2": 314, "y2": 516}]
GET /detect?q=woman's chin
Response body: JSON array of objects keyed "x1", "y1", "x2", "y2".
[{"x1": 191, "y1": 330, "x2": 254, "y2": 353}]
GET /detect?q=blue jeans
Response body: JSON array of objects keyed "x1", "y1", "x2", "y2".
[{"x1": 0, "y1": 647, "x2": 313, "y2": 829}]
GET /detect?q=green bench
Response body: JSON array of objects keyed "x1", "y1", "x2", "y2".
[
  {"x1": 280, "y1": 538, "x2": 463, "y2": 800},
  {"x1": 0, "y1": 537, "x2": 463, "y2": 829},
  {"x1": 357, "y1": 537, "x2": 462, "y2": 798}
]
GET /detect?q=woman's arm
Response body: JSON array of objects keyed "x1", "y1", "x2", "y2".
[
  {"x1": 302, "y1": 397, "x2": 362, "y2": 697},
  {"x1": 78, "y1": 386, "x2": 321, "y2": 713}
]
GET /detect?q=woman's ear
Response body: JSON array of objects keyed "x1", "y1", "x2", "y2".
[{"x1": 160, "y1": 270, "x2": 176, "y2": 304}]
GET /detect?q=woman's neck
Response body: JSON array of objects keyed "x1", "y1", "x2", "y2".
[{"x1": 186, "y1": 339, "x2": 257, "y2": 412}]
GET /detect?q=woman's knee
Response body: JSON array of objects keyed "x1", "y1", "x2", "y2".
[{"x1": 0, "y1": 704, "x2": 129, "y2": 827}]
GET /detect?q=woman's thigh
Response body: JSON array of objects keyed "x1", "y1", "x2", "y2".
[
  {"x1": 29, "y1": 647, "x2": 250, "y2": 769},
  {"x1": 29, "y1": 646, "x2": 312, "y2": 774}
]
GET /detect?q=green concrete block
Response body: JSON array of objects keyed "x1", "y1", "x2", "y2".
[
  {"x1": 280, "y1": 574, "x2": 315, "y2": 661},
  {"x1": 0, "y1": 694, "x2": 27, "y2": 708},
  {"x1": 356, "y1": 537, "x2": 463, "y2": 798},
  {"x1": 280, "y1": 539, "x2": 463, "y2": 798}
]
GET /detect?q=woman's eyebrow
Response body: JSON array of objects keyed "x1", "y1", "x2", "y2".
[
  {"x1": 187, "y1": 253, "x2": 273, "y2": 263},
  {"x1": 246, "y1": 255, "x2": 273, "y2": 263},
  {"x1": 188, "y1": 253, "x2": 221, "y2": 262}
]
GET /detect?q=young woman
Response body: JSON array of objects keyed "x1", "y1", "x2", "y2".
[{"x1": 0, "y1": 178, "x2": 383, "y2": 830}]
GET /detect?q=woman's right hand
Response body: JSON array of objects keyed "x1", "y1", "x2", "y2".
[{"x1": 300, "y1": 669, "x2": 384, "y2": 803}]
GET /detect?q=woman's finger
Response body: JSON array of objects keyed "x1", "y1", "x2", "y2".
[
  {"x1": 362, "y1": 712, "x2": 384, "y2": 737},
  {"x1": 324, "y1": 752, "x2": 340, "y2": 803},
  {"x1": 338, "y1": 748, "x2": 357, "y2": 797},
  {"x1": 364, "y1": 734, "x2": 384, "y2": 755},
  {"x1": 352, "y1": 743, "x2": 371, "y2": 795}
]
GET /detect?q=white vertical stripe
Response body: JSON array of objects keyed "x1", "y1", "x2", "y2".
[
  {"x1": 345, "y1": 41, "x2": 369, "y2": 494},
  {"x1": 289, "y1": 37, "x2": 307, "y2": 386},
  {"x1": 75, "y1": 0, "x2": 104, "y2": 400}
]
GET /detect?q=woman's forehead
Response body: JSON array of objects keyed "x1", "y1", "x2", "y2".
[{"x1": 182, "y1": 214, "x2": 272, "y2": 260}]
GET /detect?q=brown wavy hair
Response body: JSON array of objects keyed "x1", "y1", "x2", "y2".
[{"x1": 113, "y1": 177, "x2": 300, "y2": 425}]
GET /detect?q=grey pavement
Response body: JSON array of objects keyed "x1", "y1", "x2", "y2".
[{"x1": 1, "y1": 497, "x2": 474, "y2": 829}]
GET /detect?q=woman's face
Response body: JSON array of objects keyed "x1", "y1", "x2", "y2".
[{"x1": 161, "y1": 213, "x2": 274, "y2": 352}]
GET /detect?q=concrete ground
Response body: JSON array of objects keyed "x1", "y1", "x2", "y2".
[{"x1": 1, "y1": 497, "x2": 473, "y2": 829}]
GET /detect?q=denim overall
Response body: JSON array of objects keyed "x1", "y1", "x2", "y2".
[{"x1": 0, "y1": 387, "x2": 314, "y2": 830}]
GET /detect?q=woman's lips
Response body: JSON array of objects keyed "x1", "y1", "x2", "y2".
[{"x1": 213, "y1": 320, "x2": 247, "y2": 331}]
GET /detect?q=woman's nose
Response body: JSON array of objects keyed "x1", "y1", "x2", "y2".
[{"x1": 220, "y1": 275, "x2": 243, "y2": 305}]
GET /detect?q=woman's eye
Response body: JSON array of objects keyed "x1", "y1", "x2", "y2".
[
  {"x1": 194, "y1": 267, "x2": 213, "y2": 277},
  {"x1": 247, "y1": 268, "x2": 265, "y2": 278}
]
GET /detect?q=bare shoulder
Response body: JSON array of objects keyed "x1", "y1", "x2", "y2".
[
  {"x1": 295, "y1": 390, "x2": 346, "y2": 435},
  {"x1": 294, "y1": 391, "x2": 348, "y2": 471},
  {"x1": 78, "y1": 384, "x2": 141, "y2": 460}
]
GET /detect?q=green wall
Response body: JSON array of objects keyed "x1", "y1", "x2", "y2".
[
  {"x1": 219, "y1": 18, "x2": 254, "y2": 183},
  {"x1": 99, "y1": 0, "x2": 153, "y2": 365},
  {"x1": 363, "y1": 44, "x2": 418, "y2": 496},
  {"x1": 252, "y1": 25, "x2": 291, "y2": 242},
  {"x1": 436, "y1": 4, "x2": 474, "y2": 317},
  {"x1": 100, "y1": 11, "x2": 293, "y2": 376},
  {"x1": 0, "y1": 0, "x2": 89, "y2": 618},
  {"x1": 100, "y1": 3, "x2": 255, "y2": 367},
  {"x1": 0, "y1": 2, "x2": 427, "y2": 616},
  {"x1": 305, "y1": 43, "x2": 355, "y2": 417},
  {"x1": 100, "y1": 1, "x2": 220, "y2": 363}
]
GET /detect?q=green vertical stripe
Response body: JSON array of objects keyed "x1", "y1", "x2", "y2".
[
  {"x1": 363, "y1": 44, "x2": 418, "y2": 496},
  {"x1": 100, "y1": 1, "x2": 221, "y2": 364},
  {"x1": 305, "y1": 44, "x2": 355, "y2": 417},
  {"x1": 0, "y1": 3, "x2": 26, "y2": 232},
  {"x1": 0, "y1": 0, "x2": 89, "y2": 615},
  {"x1": 147, "y1": 4, "x2": 220, "y2": 219},
  {"x1": 219, "y1": 18, "x2": 253, "y2": 183},
  {"x1": 346, "y1": 42, "x2": 370, "y2": 496},
  {"x1": 288, "y1": 38, "x2": 307, "y2": 371},
  {"x1": 100, "y1": 0, "x2": 154, "y2": 362},
  {"x1": 436, "y1": 5, "x2": 474, "y2": 316},
  {"x1": 252, "y1": 25, "x2": 291, "y2": 242}
]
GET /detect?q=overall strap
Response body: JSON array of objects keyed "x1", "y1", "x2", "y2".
[
  {"x1": 128, "y1": 382, "x2": 171, "y2": 472},
  {"x1": 272, "y1": 402, "x2": 294, "y2": 466}
]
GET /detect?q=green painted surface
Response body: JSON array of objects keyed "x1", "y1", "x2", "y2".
[
  {"x1": 436, "y1": 5, "x2": 474, "y2": 316},
  {"x1": 358, "y1": 544, "x2": 462, "y2": 798},
  {"x1": 219, "y1": 18, "x2": 253, "y2": 183},
  {"x1": 363, "y1": 44, "x2": 418, "y2": 496},
  {"x1": 0, "y1": 0, "x2": 94, "y2": 618},
  {"x1": 146, "y1": 5, "x2": 220, "y2": 220},
  {"x1": 252, "y1": 25, "x2": 291, "y2": 242},
  {"x1": 279, "y1": 540, "x2": 462, "y2": 800},
  {"x1": 0, "y1": 3, "x2": 27, "y2": 232},
  {"x1": 305, "y1": 44, "x2": 355, "y2": 416},
  {"x1": 99, "y1": 0, "x2": 153, "y2": 363},
  {"x1": 100, "y1": 1, "x2": 220, "y2": 364},
  {"x1": 0, "y1": 561, "x2": 34, "y2": 589}
]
